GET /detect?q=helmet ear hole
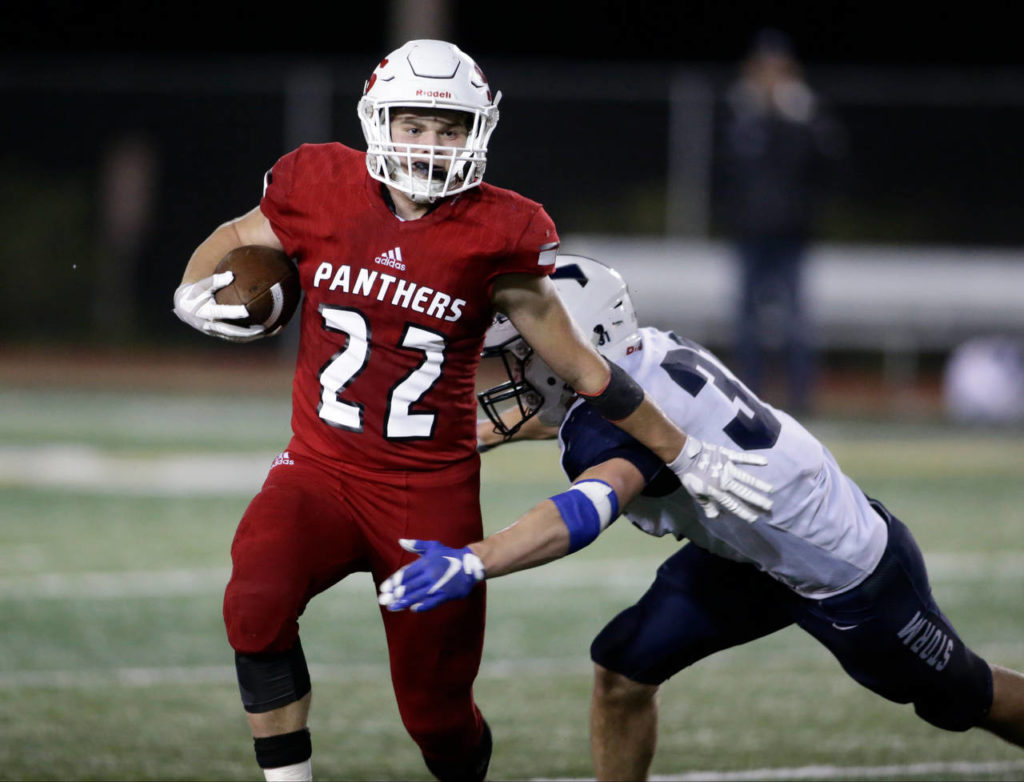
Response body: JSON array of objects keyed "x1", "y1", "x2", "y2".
[{"x1": 549, "y1": 254, "x2": 642, "y2": 363}]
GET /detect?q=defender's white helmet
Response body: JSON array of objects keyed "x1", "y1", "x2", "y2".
[
  {"x1": 478, "y1": 254, "x2": 642, "y2": 436},
  {"x1": 357, "y1": 39, "x2": 501, "y2": 203}
]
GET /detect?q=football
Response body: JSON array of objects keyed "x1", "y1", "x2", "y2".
[{"x1": 214, "y1": 245, "x2": 301, "y2": 333}]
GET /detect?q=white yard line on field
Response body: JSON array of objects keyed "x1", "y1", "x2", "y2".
[
  {"x1": 5, "y1": 550, "x2": 1024, "y2": 601},
  {"x1": 0, "y1": 567, "x2": 233, "y2": 599},
  {"x1": 0, "y1": 658, "x2": 588, "y2": 689},
  {"x1": 642, "y1": 760, "x2": 1024, "y2": 781},
  {"x1": 2, "y1": 664, "x2": 1023, "y2": 781},
  {"x1": 0, "y1": 444, "x2": 271, "y2": 495},
  {"x1": 534, "y1": 760, "x2": 1024, "y2": 781}
]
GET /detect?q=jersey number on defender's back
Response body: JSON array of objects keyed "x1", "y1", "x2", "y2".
[
  {"x1": 662, "y1": 335, "x2": 781, "y2": 451},
  {"x1": 318, "y1": 306, "x2": 445, "y2": 440}
]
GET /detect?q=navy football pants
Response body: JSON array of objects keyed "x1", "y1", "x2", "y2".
[{"x1": 591, "y1": 501, "x2": 993, "y2": 731}]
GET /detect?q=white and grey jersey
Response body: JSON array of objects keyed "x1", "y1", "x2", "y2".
[{"x1": 558, "y1": 327, "x2": 887, "y2": 599}]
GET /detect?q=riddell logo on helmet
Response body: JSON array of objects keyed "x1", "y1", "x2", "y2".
[{"x1": 416, "y1": 89, "x2": 453, "y2": 99}]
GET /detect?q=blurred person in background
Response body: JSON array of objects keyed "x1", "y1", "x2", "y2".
[
  {"x1": 381, "y1": 254, "x2": 1024, "y2": 781},
  {"x1": 943, "y1": 336, "x2": 1024, "y2": 425},
  {"x1": 171, "y1": 39, "x2": 771, "y2": 782},
  {"x1": 717, "y1": 28, "x2": 848, "y2": 414}
]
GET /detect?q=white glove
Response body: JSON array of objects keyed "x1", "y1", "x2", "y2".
[
  {"x1": 172, "y1": 272, "x2": 268, "y2": 343},
  {"x1": 669, "y1": 436, "x2": 773, "y2": 523}
]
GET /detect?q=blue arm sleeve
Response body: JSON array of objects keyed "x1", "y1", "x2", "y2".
[{"x1": 549, "y1": 480, "x2": 621, "y2": 553}]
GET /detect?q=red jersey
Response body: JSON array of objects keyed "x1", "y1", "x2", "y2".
[{"x1": 260, "y1": 143, "x2": 558, "y2": 472}]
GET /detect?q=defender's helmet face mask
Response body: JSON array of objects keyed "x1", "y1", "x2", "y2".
[
  {"x1": 478, "y1": 255, "x2": 643, "y2": 438},
  {"x1": 358, "y1": 39, "x2": 501, "y2": 203}
]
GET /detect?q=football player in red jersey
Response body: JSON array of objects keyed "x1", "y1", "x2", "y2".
[{"x1": 172, "y1": 40, "x2": 773, "y2": 782}]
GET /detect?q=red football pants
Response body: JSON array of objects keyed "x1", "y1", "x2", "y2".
[{"x1": 223, "y1": 440, "x2": 487, "y2": 758}]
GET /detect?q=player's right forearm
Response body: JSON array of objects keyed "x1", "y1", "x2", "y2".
[
  {"x1": 181, "y1": 207, "x2": 281, "y2": 286},
  {"x1": 180, "y1": 220, "x2": 246, "y2": 285}
]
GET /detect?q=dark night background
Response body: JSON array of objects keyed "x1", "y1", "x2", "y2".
[
  {"x1": 4, "y1": 2, "x2": 1021, "y2": 66},
  {"x1": 2, "y1": 1, "x2": 1023, "y2": 350}
]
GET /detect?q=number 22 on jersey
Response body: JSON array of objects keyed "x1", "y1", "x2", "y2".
[{"x1": 317, "y1": 305, "x2": 446, "y2": 440}]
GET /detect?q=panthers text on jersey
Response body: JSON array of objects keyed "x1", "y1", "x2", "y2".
[
  {"x1": 558, "y1": 327, "x2": 888, "y2": 599},
  {"x1": 261, "y1": 142, "x2": 558, "y2": 472}
]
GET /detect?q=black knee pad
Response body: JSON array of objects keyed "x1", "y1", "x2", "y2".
[{"x1": 235, "y1": 638, "x2": 311, "y2": 714}]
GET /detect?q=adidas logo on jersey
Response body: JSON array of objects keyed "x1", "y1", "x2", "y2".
[
  {"x1": 374, "y1": 246, "x2": 406, "y2": 271},
  {"x1": 272, "y1": 451, "x2": 295, "y2": 467}
]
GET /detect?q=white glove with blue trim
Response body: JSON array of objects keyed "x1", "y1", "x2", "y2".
[{"x1": 378, "y1": 539, "x2": 485, "y2": 612}]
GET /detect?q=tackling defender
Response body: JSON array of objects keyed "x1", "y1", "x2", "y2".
[
  {"x1": 172, "y1": 41, "x2": 772, "y2": 782},
  {"x1": 380, "y1": 255, "x2": 1024, "y2": 780}
]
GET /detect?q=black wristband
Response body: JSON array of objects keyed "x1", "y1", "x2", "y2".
[{"x1": 579, "y1": 361, "x2": 645, "y2": 421}]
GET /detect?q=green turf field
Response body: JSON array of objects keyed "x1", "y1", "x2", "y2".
[{"x1": 1, "y1": 387, "x2": 1023, "y2": 781}]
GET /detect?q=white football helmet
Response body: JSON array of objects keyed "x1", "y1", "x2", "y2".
[
  {"x1": 478, "y1": 254, "x2": 642, "y2": 437},
  {"x1": 357, "y1": 39, "x2": 501, "y2": 203}
]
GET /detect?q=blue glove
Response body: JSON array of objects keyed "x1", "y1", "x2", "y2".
[{"x1": 378, "y1": 539, "x2": 485, "y2": 612}]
